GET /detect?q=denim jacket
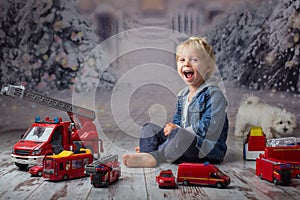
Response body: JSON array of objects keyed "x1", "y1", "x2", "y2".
[{"x1": 173, "y1": 78, "x2": 228, "y2": 161}]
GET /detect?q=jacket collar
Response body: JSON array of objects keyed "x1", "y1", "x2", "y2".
[{"x1": 179, "y1": 76, "x2": 219, "y2": 98}]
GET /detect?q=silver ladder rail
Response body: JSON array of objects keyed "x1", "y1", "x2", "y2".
[
  {"x1": 85, "y1": 154, "x2": 118, "y2": 174},
  {"x1": 0, "y1": 84, "x2": 95, "y2": 120}
]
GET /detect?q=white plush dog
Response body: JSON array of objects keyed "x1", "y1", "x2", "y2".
[{"x1": 234, "y1": 95, "x2": 297, "y2": 139}]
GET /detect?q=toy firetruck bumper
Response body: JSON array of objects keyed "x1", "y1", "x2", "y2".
[{"x1": 11, "y1": 154, "x2": 44, "y2": 165}]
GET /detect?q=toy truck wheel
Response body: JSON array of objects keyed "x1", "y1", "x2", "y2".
[
  {"x1": 273, "y1": 179, "x2": 279, "y2": 185},
  {"x1": 297, "y1": 174, "x2": 300, "y2": 179},
  {"x1": 183, "y1": 180, "x2": 189, "y2": 186},
  {"x1": 216, "y1": 182, "x2": 223, "y2": 188},
  {"x1": 37, "y1": 171, "x2": 42, "y2": 177},
  {"x1": 93, "y1": 182, "x2": 101, "y2": 188},
  {"x1": 15, "y1": 162, "x2": 28, "y2": 170}
]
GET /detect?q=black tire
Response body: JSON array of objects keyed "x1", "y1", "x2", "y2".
[
  {"x1": 37, "y1": 171, "x2": 43, "y2": 177},
  {"x1": 15, "y1": 162, "x2": 28, "y2": 170},
  {"x1": 93, "y1": 183, "x2": 101, "y2": 188},
  {"x1": 274, "y1": 179, "x2": 279, "y2": 185},
  {"x1": 297, "y1": 174, "x2": 300, "y2": 179},
  {"x1": 183, "y1": 180, "x2": 189, "y2": 186},
  {"x1": 216, "y1": 182, "x2": 223, "y2": 188}
]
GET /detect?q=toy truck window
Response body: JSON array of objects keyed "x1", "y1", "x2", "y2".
[
  {"x1": 66, "y1": 161, "x2": 71, "y2": 170},
  {"x1": 216, "y1": 170, "x2": 225, "y2": 177},
  {"x1": 96, "y1": 166, "x2": 108, "y2": 176},
  {"x1": 161, "y1": 173, "x2": 172, "y2": 178},
  {"x1": 83, "y1": 158, "x2": 90, "y2": 166},
  {"x1": 210, "y1": 173, "x2": 217, "y2": 178},
  {"x1": 72, "y1": 159, "x2": 83, "y2": 169},
  {"x1": 23, "y1": 127, "x2": 53, "y2": 142},
  {"x1": 44, "y1": 158, "x2": 55, "y2": 174},
  {"x1": 45, "y1": 159, "x2": 51, "y2": 169},
  {"x1": 59, "y1": 162, "x2": 64, "y2": 171}
]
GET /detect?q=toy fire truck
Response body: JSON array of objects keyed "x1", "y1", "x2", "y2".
[
  {"x1": 243, "y1": 126, "x2": 266, "y2": 160},
  {"x1": 0, "y1": 84, "x2": 103, "y2": 170},
  {"x1": 264, "y1": 137, "x2": 300, "y2": 179},
  {"x1": 85, "y1": 154, "x2": 121, "y2": 188},
  {"x1": 256, "y1": 137, "x2": 300, "y2": 185},
  {"x1": 256, "y1": 154, "x2": 292, "y2": 185}
]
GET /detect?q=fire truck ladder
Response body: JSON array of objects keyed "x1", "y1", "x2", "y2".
[
  {"x1": 0, "y1": 84, "x2": 95, "y2": 120},
  {"x1": 85, "y1": 154, "x2": 118, "y2": 174}
]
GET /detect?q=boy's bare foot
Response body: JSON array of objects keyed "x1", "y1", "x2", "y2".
[
  {"x1": 135, "y1": 146, "x2": 140, "y2": 153},
  {"x1": 122, "y1": 153, "x2": 157, "y2": 168}
]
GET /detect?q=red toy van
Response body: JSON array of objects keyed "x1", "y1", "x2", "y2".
[{"x1": 177, "y1": 162, "x2": 230, "y2": 188}]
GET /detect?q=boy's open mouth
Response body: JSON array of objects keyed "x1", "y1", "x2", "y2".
[{"x1": 183, "y1": 71, "x2": 194, "y2": 79}]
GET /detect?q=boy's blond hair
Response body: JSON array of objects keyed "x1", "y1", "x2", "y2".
[{"x1": 176, "y1": 37, "x2": 217, "y2": 79}]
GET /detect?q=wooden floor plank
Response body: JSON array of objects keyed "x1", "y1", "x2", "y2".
[{"x1": 1, "y1": 86, "x2": 300, "y2": 199}]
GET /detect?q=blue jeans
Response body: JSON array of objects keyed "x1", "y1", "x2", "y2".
[{"x1": 139, "y1": 123, "x2": 203, "y2": 165}]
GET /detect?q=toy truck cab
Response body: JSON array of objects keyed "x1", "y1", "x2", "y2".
[
  {"x1": 272, "y1": 164, "x2": 292, "y2": 185},
  {"x1": 156, "y1": 169, "x2": 176, "y2": 189},
  {"x1": 177, "y1": 162, "x2": 230, "y2": 188},
  {"x1": 85, "y1": 154, "x2": 121, "y2": 188},
  {"x1": 11, "y1": 117, "x2": 75, "y2": 170},
  {"x1": 256, "y1": 154, "x2": 292, "y2": 185}
]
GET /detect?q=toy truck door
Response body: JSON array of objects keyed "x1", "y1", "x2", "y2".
[
  {"x1": 51, "y1": 127, "x2": 63, "y2": 154},
  {"x1": 208, "y1": 172, "x2": 218, "y2": 185}
]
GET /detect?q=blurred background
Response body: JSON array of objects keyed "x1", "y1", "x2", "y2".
[
  {"x1": 0, "y1": 0, "x2": 299, "y2": 141},
  {"x1": 1, "y1": 0, "x2": 298, "y2": 93}
]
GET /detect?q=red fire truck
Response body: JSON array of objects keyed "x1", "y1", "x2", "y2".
[
  {"x1": 264, "y1": 144, "x2": 300, "y2": 179},
  {"x1": 176, "y1": 162, "x2": 230, "y2": 188},
  {"x1": 43, "y1": 148, "x2": 93, "y2": 181},
  {"x1": 256, "y1": 154, "x2": 292, "y2": 185},
  {"x1": 85, "y1": 154, "x2": 121, "y2": 188},
  {"x1": 0, "y1": 84, "x2": 103, "y2": 170}
]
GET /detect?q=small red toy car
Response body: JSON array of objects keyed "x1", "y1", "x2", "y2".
[
  {"x1": 29, "y1": 165, "x2": 43, "y2": 177},
  {"x1": 156, "y1": 169, "x2": 176, "y2": 189}
]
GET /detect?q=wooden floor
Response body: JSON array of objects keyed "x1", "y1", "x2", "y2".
[
  {"x1": 1, "y1": 127, "x2": 300, "y2": 200},
  {"x1": 0, "y1": 86, "x2": 299, "y2": 200}
]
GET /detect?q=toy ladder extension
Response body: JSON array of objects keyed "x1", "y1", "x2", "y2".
[
  {"x1": 85, "y1": 154, "x2": 118, "y2": 174},
  {"x1": 0, "y1": 84, "x2": 95, "y2": 120},
  {"x1": 267, "y1": 137, "x2": 300, "y2": 147}
]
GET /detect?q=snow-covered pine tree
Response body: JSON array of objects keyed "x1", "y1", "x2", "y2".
[
  {"x1": 207, "y1": 0, "x2": 299, "y2": 93},
  {"x1": 0, "y1": 0, "x2": 115, "y2": 92}
]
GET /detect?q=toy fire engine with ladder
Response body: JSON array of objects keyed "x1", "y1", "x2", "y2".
[
  {"x1": 0, "y1": 84, "x2": 103, "y2": 170},
  {"x1": 85, "y1": 154, "x2": 121, "y2": 187}
]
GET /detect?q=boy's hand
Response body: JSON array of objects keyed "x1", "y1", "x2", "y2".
[{"x1": 164, "y1": 123, "x2": 177, "y2": 136}]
